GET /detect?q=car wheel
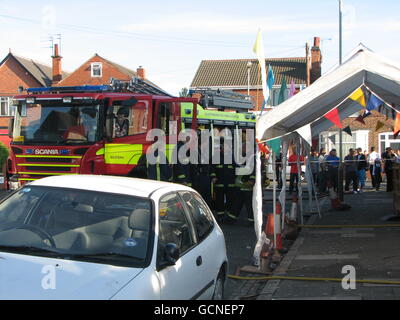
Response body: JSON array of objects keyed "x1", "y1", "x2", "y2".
[{"x1": 212, "y1": 271, "x2": 225, "y2": 300}]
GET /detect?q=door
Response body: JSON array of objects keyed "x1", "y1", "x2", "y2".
[
  {"x1": 156, "y1": 192, "x2": 204, "y2": 300},
  {"x1": 104, "y1": 98, "x2": 151, "y2": 175},
  {"x1": 179, "y1": 191, "x2": 219, "y2": 299}
]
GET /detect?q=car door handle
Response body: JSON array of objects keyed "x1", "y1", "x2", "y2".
[{"x1": 196, "y1": 256, "x2": 202, "y2": 266}]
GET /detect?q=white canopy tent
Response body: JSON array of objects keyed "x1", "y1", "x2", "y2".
[
  {"x1": 256, "y1": 44, "x2": 400, "y2": 141},
  {"x1": 251, "y1": 45, "x2": 400, "y2": 266}
]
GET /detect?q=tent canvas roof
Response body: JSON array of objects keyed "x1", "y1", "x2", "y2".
[{"x1": 256, "y1": 45, "x2": 400, "y2": 141}]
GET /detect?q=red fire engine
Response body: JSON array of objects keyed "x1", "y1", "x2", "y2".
[{"x1": 7, "y1": 77, "x2": 255, "y2": 189}]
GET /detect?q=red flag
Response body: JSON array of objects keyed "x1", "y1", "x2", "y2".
[
  {"x1": 394, "y1": 113, "x2": 400, "y2": 138},
  {"x1": 256, "y1": 139, "x2": 269, "y2": 154},
  {"x1": 355, "y1": 115, "x2": 366, "y2": 125},
  {"x1": 324, "y1": 108, "x2": 342, "y2": 128}
]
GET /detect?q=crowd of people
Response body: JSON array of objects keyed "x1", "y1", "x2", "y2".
[{"x1": 307, "y1": 146, "x2": 399, "y2": 194}]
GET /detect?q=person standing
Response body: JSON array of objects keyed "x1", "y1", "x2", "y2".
[
  {"x1": 318, "y1": 148, "x2": 328, "y2": 194},
  {"x1": 309, "y1": 149, "x2": 320, "y2": 189},
  {"x1": 344, "y1": 148, "x2": 359, "y2": 193},
  {"x1": 382, "y1": 147, "x2": 396, "y2": 192},
  {"x1": 288, "y1": 148, "x2": 305, "y2": 194},
  {"x1": 372, "y1": 157, "x2": 383, "y2": 191},
  {"x1": 214, "y1": 142, "x2": 236, "y2": 222},
  {"x1": 368, "y1": 147, "x2": 379, "y2": 188},
  {"x1": 276, "y1": 152, "x2": 283, "y2": 190},
  {"x1": 356, "y1": 148, "x2": 367, "y2": 193},
  {"x1": 326, "y1": 149, "x2": 340, "y2": 191}
]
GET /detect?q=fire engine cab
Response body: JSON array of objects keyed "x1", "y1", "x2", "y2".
[{"x1": 7, "y1": 77, "x2": 255, "y2": 189}]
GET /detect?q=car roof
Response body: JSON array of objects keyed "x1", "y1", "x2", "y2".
[{"x1": 29, "y1": 175, "x2": 193, "y2": 198}]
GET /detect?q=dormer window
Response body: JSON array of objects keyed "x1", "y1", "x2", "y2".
[{"x1": 91, "y1": 62, "x2": 102, "y2": 77}]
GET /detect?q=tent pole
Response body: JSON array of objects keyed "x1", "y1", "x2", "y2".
[{"x1": 338, "y1": 0, "x2": 344, "y2": 201}]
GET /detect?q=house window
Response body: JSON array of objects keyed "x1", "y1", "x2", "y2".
[
  {"x1": 379, "y1": 132, "x2": 400, "y2": 155},
  {"x1": 91, "y1": 63, "x2": 102, "y2": 77},
  {"x1": 0, "y1": 97, "x2": 15, "y2": 116},
  {"x1": 319, "y1": 130, "x2": 369, "y2": 155}
]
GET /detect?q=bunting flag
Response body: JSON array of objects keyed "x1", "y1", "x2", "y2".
[
  {"x1": 278, "y1": 75, "x2": 287, "y2": 105},
  {"x1": 349, "y1": 87, "x2": 367, "y2": 107},
  {"x1": 267, "y1": 137, "x2": 281, "y2": 154},
  {"x1": 328, "y1": 134, "x2": 336, "y2": 145},
  {"x1": 355, "y1": 114, "x2": 366, "y2": 125},
  {"x1": 343, "y1": 126, "x2": 352, "y2": 136},
  {"x1": 375, "y1": 121, "x2": 385, "y2": 131},
  {"x1": 253, "y1": 29, "x2": 269, "y2": 109},
  {"x1": 394, "y1": 113, "x2": 400, "y2": 138},
  {"x1": 267, "y1": 64, "x2": 275, "y2": 91},
  {"x1": 392, "y1": 109, "x2": 397, "y2": 120},
  {"x1": 256, "y1": 139, "x2": 269, "y2": 154},
  {"x1": 289, "y1": 79, "x2": 296, "y2": 98},
  {"x1": 324, "y1": 108, "x2": 342, "y2": 128},
  {"x1": 367, "y1": 94, "x2": 383, "y2": 112},
  {"x1": 296, "y1": 124, "x2": 312, "y2": 146},
  {"x1": 363, "y1": 111, "x2": 372, "y2": 119}
]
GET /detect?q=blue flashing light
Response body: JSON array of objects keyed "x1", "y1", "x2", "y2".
[{"x1": 26, "y1": 85, "x2": 110, "y2": 94}]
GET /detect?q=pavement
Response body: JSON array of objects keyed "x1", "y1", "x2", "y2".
[{"x1": 223, "y1": 185, "x2": 400, "y2": 300}]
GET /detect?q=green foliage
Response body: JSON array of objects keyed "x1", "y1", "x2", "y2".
[{"x1": 0, "y1": 142, "x2": 9, "y2": 171}]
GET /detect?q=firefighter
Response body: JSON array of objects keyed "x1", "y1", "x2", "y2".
[
  {"x1": 144, "y1": 143, "x2": 173, "y2": 182},
  {"x1": 191, "y1": 132, "x2": 216, "y2": 209},
  {"x1": 213, "y1": 138, "x2": 236, "y2": 222},
  {"x1": 226, "y1": 134, "x2": 256, "y2": 224},
  {"x1": 226, "y1": 165, "x2": 255, "y2": 224},
  {"x1": 173, "y1": 140, "x2": 193, "y2": 186}
]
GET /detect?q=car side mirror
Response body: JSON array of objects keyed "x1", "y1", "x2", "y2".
[{"x1": 163, "y1": 243, "x2": 180, "y2": 266}]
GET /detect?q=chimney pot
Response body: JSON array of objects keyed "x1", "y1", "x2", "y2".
[
  {"x1": 313, "y1": 37, "x2": 321, "y2": 48},
  {"x1": 137, "y1": 66, "x2": 146, "y2": 79},
  {"x1": 52, "y1": 44, "x2": 63, "y2": 85}
]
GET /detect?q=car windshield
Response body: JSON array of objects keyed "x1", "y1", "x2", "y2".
[
  {"x1": 13, "y1": 102, "x2": 100, "y2": 145},
  {"x1": 0, "y1": 186, "x2": 152, "y2": 267}
]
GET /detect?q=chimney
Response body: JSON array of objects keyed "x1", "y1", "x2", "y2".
[
  {"x1": 136, "y1": 66, "x2": 146, "y2": 79},
  {"x1": 310, "y1": 37, "x2": 322, "y2": 84},
  {"x1": 52, "y1": 44, "x2": 62, "y2": 85}
]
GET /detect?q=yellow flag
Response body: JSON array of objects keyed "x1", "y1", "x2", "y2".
[
  {"x1": 252, "y1": 29, "x2": 269, "y2": 107},
  {"x1": 349, "y1": 88, "x2": 367, "y2": 107}
]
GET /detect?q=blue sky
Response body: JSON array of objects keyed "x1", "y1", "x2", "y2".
[{"x1": 1, "y1": 0, "x2": 399, "y2": 95}]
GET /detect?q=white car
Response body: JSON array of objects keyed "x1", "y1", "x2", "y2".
[{"x1": 0, "y1": 175, "x2": 228, "y2": 300}]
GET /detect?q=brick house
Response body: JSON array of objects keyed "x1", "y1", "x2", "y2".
[
  {"x1": 319, "y1": 111, "x2": 397, "y2": 157},
  {"x1": 190, "y1": 37, "x2": 323, "y2": 111},
  {"x1": 54, "y1": 47, "x2": 150, "y2": 87},
  {"x1": 0, "y1": 50, "x2": 69, "y2": 146}
]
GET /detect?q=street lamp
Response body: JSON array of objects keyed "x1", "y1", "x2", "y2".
[{"x1": 247, "y1": 61, "x2": 252, "y2": 97}]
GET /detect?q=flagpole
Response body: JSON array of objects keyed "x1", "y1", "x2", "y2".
[{"x1": 338, "y1": 0, "x2": 344, "y2": 201}]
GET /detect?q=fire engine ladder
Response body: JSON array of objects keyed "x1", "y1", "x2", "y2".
[
  {"x1": 188, "y1": 88, "x2": 253, "y2": 112},
  {"x1": 110, "y1": 77, "x2": 173, "y2": 97}
]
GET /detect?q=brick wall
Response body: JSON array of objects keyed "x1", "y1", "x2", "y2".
[
  {"x1": 0, "y1": 56, "x2": 42, "y2": 128},
  {"x1": 327, "y1": 110, "x2": 395, "y2": 151},
  {"x1": 57, "y1": 55, "x2": 132, "y2": 86}
]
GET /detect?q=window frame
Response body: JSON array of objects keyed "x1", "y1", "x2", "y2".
[
  {"x1": 178, "y1": 191, "x2": 215, "y2": 243},
  {"x1": 0, "y1": 97, "x2": 15, "y2": 117},
  {"x1": 157, "y1": 191, "x2": 198, "y2": 261},
  {"x1": 91, "y1": 62, "x2": 103, "y2": 78}
]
